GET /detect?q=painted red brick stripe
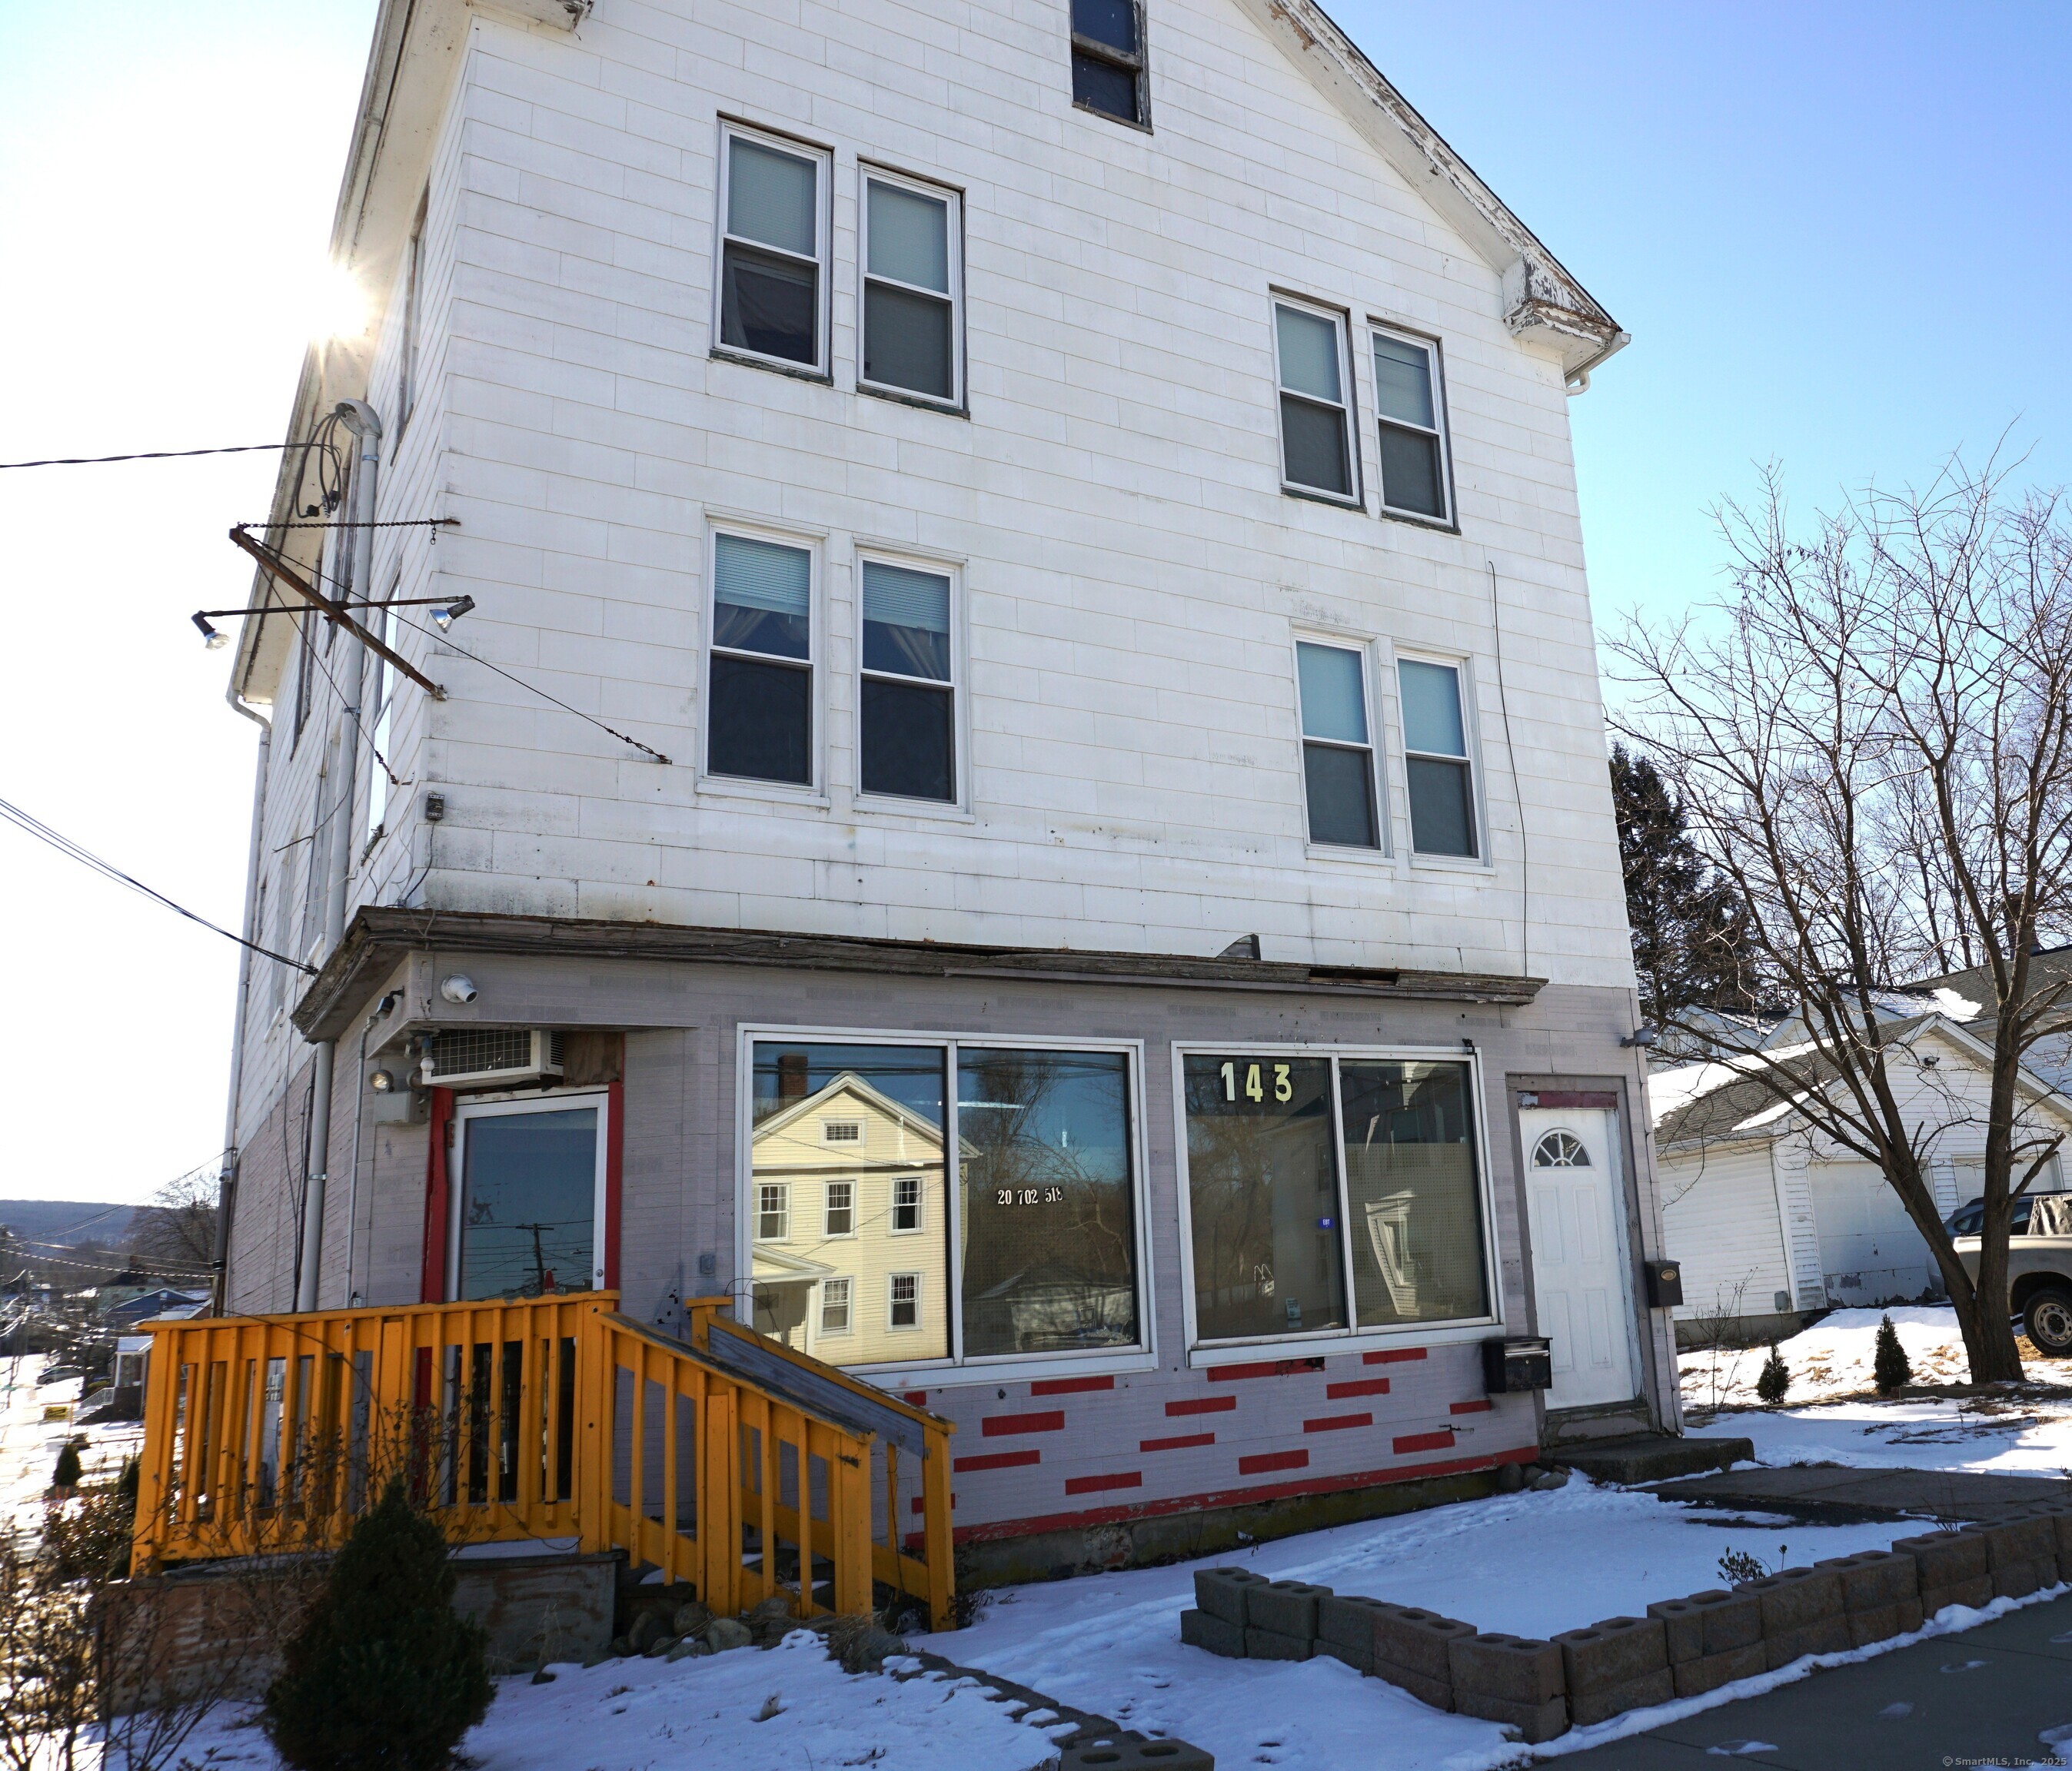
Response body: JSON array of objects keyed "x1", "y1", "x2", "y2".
[
  {"x1": 1450, "y1": 1400, "x2": 1493, "y2": 1415},
  {"x1": 901, "y1": 1391, "x2": 929, "y2": 1405},
  {"x1": 1363, "y1": 1347, "x2": 1428, "y2": 1365},
  {"x1": 1166, "y1": 1395, "x2": 1238, "y2": 1417},
  {"x1": 1207, "y1": 1357, "x2": 1325, "y2": 1382},
  {"x1": 1031, "y1": 1375, "x2": 1116, "y2": 1397},
  {"x1": 911, "y1": 1493, "x2": 959, "y2": 1513},
  {"x1": 1064, "y1": 1471, "x2": 1142, "y2": 1495},
  {"x1": 1393, "y1": 1429, "x2": 1454, "y2": 1454},
  {"x1": 1303, "y1": 1412, "x2": 1374, "y2": 1434},
  {"x1": 1325, "y1": 1377, "x2": 1392, "y2": 1400},
  {"x1": 981, "y1": 1410, "x2": 1066, "y2": 1437},
  {"x1": 1239, "y1": 1449, "x2": 1309, "y2": 1476},
  {"x1": 954, "y1": 1449, "x2": 1040, "y2": 1473},
  {"x1": 1141, "y1": 1432, "x2": 1216, "y2": 1453}
]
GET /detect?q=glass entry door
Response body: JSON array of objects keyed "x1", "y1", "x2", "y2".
[{"x1": 452, "y1": 1095, "x2": 607, "y2": 1301}]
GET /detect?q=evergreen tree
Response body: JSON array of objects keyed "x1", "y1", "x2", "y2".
[
  {"x1": 52, "y1": 1440, "x2": 81, "y2": 1490},
  {"x1": 1611, "y1": 743, "x2": 1764, "y2": 1024},
  {"x1": 1754, "y1": 1344, "x2": 1791, "y2": 1405},
  {"x1": 264, "y1": 1479, "x2": 491, "y2": 1771},
  {"x1": 1873, "y1": 1314, "x2": 1913, "y2": 1394}
]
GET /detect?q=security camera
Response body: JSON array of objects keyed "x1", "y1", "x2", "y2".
[{"x1": 440, "y1": 974, "x2": 478, "y2": 1005}]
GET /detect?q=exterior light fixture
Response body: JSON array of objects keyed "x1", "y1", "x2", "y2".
[
  {"x1": 1620, "y1": 1027, "x2": 1659, "y2": 1048},
  {"x1": 369, "y1": 1068, "x2": 396, "y2": 1093},
  {"x1": 191, "y1": 613, "x2": 229, "y2": 650},
  {"x1": 430, "y1": 595, "x2": 477, "y2": 632}
]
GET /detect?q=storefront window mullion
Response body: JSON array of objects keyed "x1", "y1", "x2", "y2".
[{"x1": 1328, "y1": 1056, "x2": 1363, "y2": 1334}]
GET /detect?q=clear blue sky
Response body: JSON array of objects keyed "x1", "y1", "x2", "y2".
[{"x1": 0, "y1": 1, "x2": 2064, "y2": 1201}]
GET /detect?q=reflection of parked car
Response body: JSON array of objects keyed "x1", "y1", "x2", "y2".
[
  {"x1": 1954, "y1": 1194, "x2": 2072, "y2": 1355},
  {"x1": 37, "y1": 1365, "x2": 83, "y2": 1384},
  {"x1": 1944, "y1": 1195, "x2": 2037, "y2": 1237}
]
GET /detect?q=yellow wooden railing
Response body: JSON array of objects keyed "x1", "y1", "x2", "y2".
[{"x1": 131, "y1": 1292, "x2": 958, "y2": 1630}]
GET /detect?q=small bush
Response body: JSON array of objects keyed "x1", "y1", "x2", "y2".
[
  {"x1": 1754, "y1": 1344, "x2": 1791, "y2": 1405},
  {"x1": 264, "y1": 1479, "x2": 491, "y2": 1771},
  {"x1": 1873, "y1": 1313, "x2": 1913, "y2": 1394},
  {"x1": 52, "y1": 1440, "x2": 82, "y2": 1490},
  {"x1": 1718, "y1": 1547, "x2": 1771, "y2": 1585}
]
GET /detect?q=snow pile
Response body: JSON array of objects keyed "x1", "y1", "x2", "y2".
[
  {"x1": 172, "y1": 1632, "x2": 1076, "y2": 1771},
  {"x1": 1681, "y1": 1306, "x2": 1984, "y2": 1409},
  {"x1": 1688, "y1": 1397, "x2": 2072, "y2": 1476},
  {"x1": 928, "y1": 1477, "x2": 1904, "y2": 1769},
  {"x1": 0, "y1": 1355, "x2": 143, "y2": 1539}
]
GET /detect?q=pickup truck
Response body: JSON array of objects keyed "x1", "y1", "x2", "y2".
[{"x1": 1952, "y1": 1193, "x2": 2072, "y2": 1356}]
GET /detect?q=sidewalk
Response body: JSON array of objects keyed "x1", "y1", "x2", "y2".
[
  {"x1": 1555, "y1": 1590, "x2": 2072, "y2": 1769},
  {"x1": 1648, "y1": 1463, "x2": 2072, "y2": 1524}
]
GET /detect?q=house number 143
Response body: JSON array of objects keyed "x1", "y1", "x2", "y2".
[{"x1": 1220, "y1": 1062, "x2": 1293, "y2": 1103}]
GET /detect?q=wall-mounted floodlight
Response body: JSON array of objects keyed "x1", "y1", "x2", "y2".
[
  {"x1": 1620, "y1": 1027, "x2": 1659, "y2": 1048},
  {"x1": 191, "y1": 613, "x2": 229, "y2": 650},
  {"x1": 431, "y1": 595, "x2": 477, "y2": 632}
]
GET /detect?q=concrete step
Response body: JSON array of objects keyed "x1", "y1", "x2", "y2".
[{"x1": 1545, "y1": 1434, "x2": 1754, "y2": 1486}]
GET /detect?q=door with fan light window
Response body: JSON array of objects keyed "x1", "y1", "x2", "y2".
[{"x1": 1520, "y1": 1107, "x2": 1636, "y2": 1410}]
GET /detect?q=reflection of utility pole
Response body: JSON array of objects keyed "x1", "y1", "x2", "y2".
[{"x1": 514, "y1": 1224, "x2": 551, "y2": 1294}]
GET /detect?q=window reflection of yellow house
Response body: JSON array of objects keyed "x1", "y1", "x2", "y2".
[{"x1": 749, "y1": 1075, "x2": 952, "y2": 1366}]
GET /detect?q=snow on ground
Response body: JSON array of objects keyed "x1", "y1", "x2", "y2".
[
  {"x1": 0, "y1": 1354, "x2": 143, "y2": 1540},
  {"x1": 921, "y1": 1477, "x2": 1907, "y2": 1770},
  {"x1": 162, "y1": 1633, "x2": 1075, "y2": 1771},
  {"x1": 1680, "y1": 1307, "x2": 2072, "y2": 1477}
]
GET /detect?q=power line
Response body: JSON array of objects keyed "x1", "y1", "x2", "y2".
[
  {"x1": 0, "y1": 795, "x2": 318, "y2": 974},
  {"x1": 0, "y1": 442, "x2": 317, "y2": 470}
]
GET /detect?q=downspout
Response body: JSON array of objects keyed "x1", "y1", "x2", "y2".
[
  {"x1": 212, "y1": 686, "x2": 272, "y2": 1315},
  {"x1": 295, "y1": 399, "x2": 382, "y2": 1312}
]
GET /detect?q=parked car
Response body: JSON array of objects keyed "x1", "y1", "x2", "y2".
[
  {"x1": 1944, "y1": 1195, "x2": 2037, "y2": 1236},
  {"x1": 1953, "y1": 1195, "x2": 2072, "y2": 1354},
  {"x1": 37, "y1": 1364, "x2": 83, "y2": 1384}
]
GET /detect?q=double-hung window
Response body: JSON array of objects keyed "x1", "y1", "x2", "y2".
[
  {"x1": 1372, "y1": 329, "x2": 1451, "y2": 522},
  {"x1": 1399, "y1": 658, "x2": 1478, "y2": 858},
  {"x1": 717, "y1": 127, "x2": 828, "y2": 374},
  {"x1": 708, "y1": 531, "x2": 813, "y2": 786},
  {"x1": 1274, "y1": 301, "x2": 1355, "y2": 500},
  {"x1": 824, "y1": 1180, "x2": 856, "y2": 1238},
  {"x1": 399, "y1": 191, "x2": 426, "y2": 431},
  {"x1": 366, "y1": 583, "x2": 397, "y2": 837},
  {"x1": 859, "y1": 559, "x2": 956, "y2": 802},
  {"x1": 820, "y1": 1277, "x2": 853, "y2": 1335},
  {"x1": 862, "y1": 173, "x2": 961, "y2": 405},
  {"x1": 755, "y1": 1183, "x2": 790, "y2": 1241},
  {"x1": 1295, "y1": 641, "x2": 1379, "y2": 849},
  {"x1": 1069, "y1": 0, "x2": 1147, "y2": 127}
]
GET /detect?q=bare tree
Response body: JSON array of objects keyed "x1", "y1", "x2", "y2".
[
  {"x1": 1612, "y1": 457, "x2": 2072, "y2": 1383},
  {"x1": 127, "y1": 1165, "x2": 221, "y2": 1281}
]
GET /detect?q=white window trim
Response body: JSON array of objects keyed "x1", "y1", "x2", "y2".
[
  {"x1": 446, "y1": 1087, "x2": 611, "y2": 1302},
  {"x1": 823, "y1": 1179, "x2": 858, "y2": 1239},
  {"x1": 702, "y1": 521, "x2": 824, "y2": 798},
  {"x1": 857, "y1": 164, "x2": 966, "y2": 412},
  {"x1": 1292, "y1": 632, "x2": 1389, "y2": 858},
  {"x1": 887, "y1": 1175, "x2": 925, "y2": 1236},
  {"x1": 818, "y1": 1275, "x2": 855, "y2": 1337},
  {"x1": 886, "y1": 1271, "x2": 923, "y2": 1332},
  {"x1": 732, "y1": 1025, "x2": 1157, "y2": 1387},
  {"x1": 1168, "y1": 1041, "x2": 1505, "y2": 1367},
  {"x1": 822, "y1": 1119, "x2": 866, "y2": 1145},
  {"x1": 1392, "y1": 651, "x2": 1491, "y2": 869},
  {"x1": 712, "y1": 120, "x2": 833, "y2": 380},
  {"x1": 398, "y1": 189, "x2": 427, "y2": 437},
  {"x1": 754, "y1": 1180, "x2": 790, "y2": 1242},
  {"x1": 853, "y1": 548, "x2": 967, "y2": 812},
  {"x1": 1270, "y1": 292, "x2": 1362, "y2": 509},
  {"x1": 1368, "y1": 322, "x2": 1455, "y2": 528}
]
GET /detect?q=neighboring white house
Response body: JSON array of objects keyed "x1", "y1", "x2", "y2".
[
  {"x1": 215, "y1": 0, "x2": 1674, "y2": 1567},
  {"x1": 1655, "y1": 1015, "x2": 2072, "y2": 1344}
]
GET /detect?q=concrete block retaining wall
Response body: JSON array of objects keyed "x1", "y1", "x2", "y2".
[{"x1": 1178, "y1": 1503, "x2": 2072, "y2": 1743}]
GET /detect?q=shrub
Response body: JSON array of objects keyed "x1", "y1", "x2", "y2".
[
  {"x1": 1873, "y1": 1313, "x2": 1913, "y2": 1394},
  {"x1": 1754, "y1": 1344, "x2": 1791, "y2": 1405},
  {"x1": 52, "y1": 1440, "x2": 82, "y2": 1491},
  {"x1": 264, "y1": 1480, "x2": 491, "y2": 1771}
]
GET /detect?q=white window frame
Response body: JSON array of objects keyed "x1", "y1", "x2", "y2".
[
  {"x1": 858, "y1": 164, "x2": 965, "y2": 411},
  {"x1": 712, "y1": 120, "x2": 833, "y2": 380},
  {"x1": 1270, "y1": 294, "x2": 1362, "y2": 508},
  {"x1": 754, "y1": 1181, "x2": 790, "y2": 1242},
  {"x1": 733, "y1": 1025, "x2": 1157, "y2": 1387},
  {"x1": 366, "y1": 570, "x2": 401, "y2": 840},
  {"x1": 1292, "y1": 633, "x2": 1387, "y2": 857},
  {"x1": 446, "y1": 1088, "x2": 612, "y2": 1302},
  {"x1": 819, "y1": 1275, "x2": 854, "y2": 1337},
  {"x1": 886, "y1": 1271, "x2": 923, "y2": 1332},
  {"x1": 854, "y1": 549, "x2": 966, "y2": 810},
  {"x1": 1169, "y1": 1042, "x2": 1505, "y2": 1367},
  {"x1": 1368, "y1": 323, "x2": 1454, "y2": 527},
  {"x1": 823, "y1": 1179, "x2": 856, "y2": 1238},
  {"x1": 888, "y1": 1175, "x2": 924, "y2": 1236},
  {"x1": 398, "y1": 188, "x2": 427, "y2": 434},
  {"x1": 1394, "y1": 652, "x2": 1488, "y2": 866},
  {"x1": 822, "y1": 1119, "x2": 865, "y2": 1145},
  {"x1": 703, "y1": 521, "x2": 823, "y2": 799}
]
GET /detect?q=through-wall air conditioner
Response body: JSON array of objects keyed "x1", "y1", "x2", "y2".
[{"x1": 421, "y1": 1028, "x2": 564, "y2": 1090}]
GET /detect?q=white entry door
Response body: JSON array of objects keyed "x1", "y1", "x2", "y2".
[{"x1": 1520, "y1": 1108, "x2": 1636, "y2": 1410}]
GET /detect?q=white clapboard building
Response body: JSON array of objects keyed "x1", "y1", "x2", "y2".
[{"x1": 215, "y1": 0, "x2": 1673, "y2": 1572}]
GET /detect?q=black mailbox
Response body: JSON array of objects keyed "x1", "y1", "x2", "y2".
[
  {"x1": 1482, "y1": 1336, "x2": 1553, "y2": 1394},
  {"x1": 1644, "y1": 1259, "x2": 1685, "y2": 1309}
]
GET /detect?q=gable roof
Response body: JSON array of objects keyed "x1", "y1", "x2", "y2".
[{"x1": 1232, "y1": 0, "x2": 1625, "y2": 380}]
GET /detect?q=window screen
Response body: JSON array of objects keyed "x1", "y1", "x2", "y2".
[
  {"x1": 1296, "y1": 642, "x2": 1379, "y2": 848},
  {"x1": 1373, "y1": 332, "x2": 1448, "y2": 520},
  {"x1": 719, "y1": 134, "x2": 823, "y2": 369},
  {"x1": 710, "y1": 533, "x2": 812, "y2": 785},
  {"x1": 864, "y1": 178, "x2": 957, "y2": 403},
  {"x1": 860, "y1": 560, "x2": 955, "y2": 801},
  {"x1": 1399, "y1": 660, "x2": 1476, "y2": 856},
  {"x1": 1275, "y1": 304, "x2": 1352, "y2": 498}
]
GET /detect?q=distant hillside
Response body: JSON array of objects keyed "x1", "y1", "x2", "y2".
[{"x1": 0, "y1": 1200, "x2": 136, "y2": 1249}]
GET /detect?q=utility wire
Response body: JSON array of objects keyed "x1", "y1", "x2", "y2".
[
  {"x1": 0, "y1": 442, "x2": 325, "y2": 470},
  {"x1": 0, "y1": 796, "x2": 318, "y2": 974}
]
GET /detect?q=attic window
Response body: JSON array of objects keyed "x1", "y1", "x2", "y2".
[
  {"x1": 1070, "y1": 0, "x2": 1148, "y2": 128},
  {"x1": 822, "y1": 1120, "x2": 863, "y2": 1145}
]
